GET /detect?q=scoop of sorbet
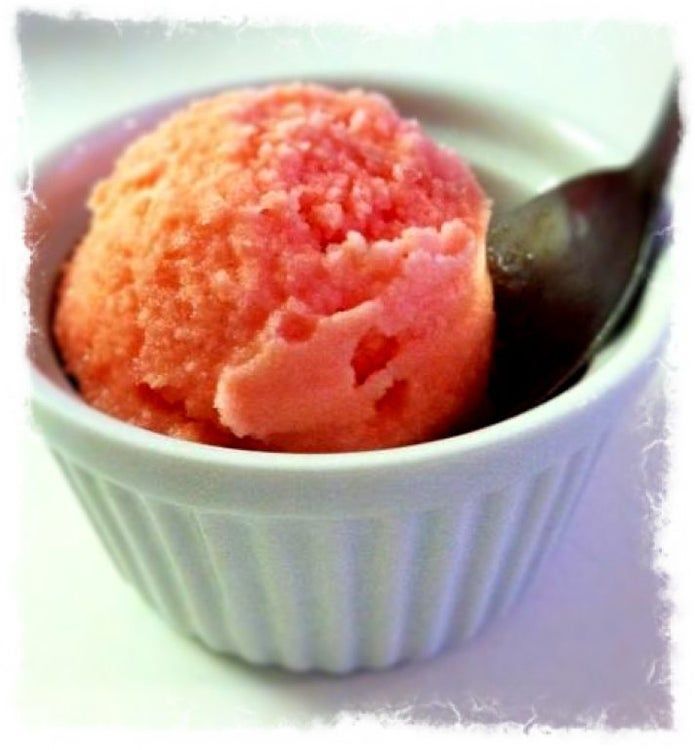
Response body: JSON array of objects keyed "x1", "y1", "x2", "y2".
[{"x1": 54, "y1": 83, "x2": 493, "y2": 453}]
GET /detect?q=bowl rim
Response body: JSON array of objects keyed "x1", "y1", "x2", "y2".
[{"x1": 28, "y1": 78, "x2": 673, "y2": 474}]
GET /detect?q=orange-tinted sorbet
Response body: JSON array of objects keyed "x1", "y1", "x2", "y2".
[{"x1": 54, "y1": 84, "x2": 494, "y2": 452}]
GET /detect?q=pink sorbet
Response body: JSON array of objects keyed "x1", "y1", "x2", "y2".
[{"x1": 54, "y1": 83, "x2": 494, "y2": 452}]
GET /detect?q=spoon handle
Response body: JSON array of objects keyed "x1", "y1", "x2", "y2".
[{"x1": 633, "y1": 76, "x2": 682, "y2": 197}]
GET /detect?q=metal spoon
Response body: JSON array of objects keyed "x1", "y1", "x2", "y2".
[{"x1": 486, "y1": 79, "x2": 681, "y2": 420}]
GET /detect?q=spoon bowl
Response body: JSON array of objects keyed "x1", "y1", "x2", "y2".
[{"x1": 487, "y1": 80, "x2": 680, "y2": 419}]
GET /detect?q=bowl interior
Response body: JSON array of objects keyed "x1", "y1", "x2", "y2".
[{"x1": 26, "y1": 78, "x2": 659, "y2": 457}]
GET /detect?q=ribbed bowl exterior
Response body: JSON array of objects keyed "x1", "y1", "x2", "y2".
[{"x1": 50, "y1": 434, "x2": 606, "y2": 673}]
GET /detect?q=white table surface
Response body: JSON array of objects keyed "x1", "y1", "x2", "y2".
[{"x1": 18, "y1": 15, "x2": 675, "y2": 729}]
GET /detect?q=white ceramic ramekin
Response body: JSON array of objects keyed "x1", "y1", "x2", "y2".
[{"x1": 27, "y1": 80, "x2": 672, "y2": 673}]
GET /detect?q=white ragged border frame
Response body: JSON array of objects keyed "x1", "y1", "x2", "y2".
[{"x1": 4, "y1": 0, "x2": 694, "y2": 746}]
